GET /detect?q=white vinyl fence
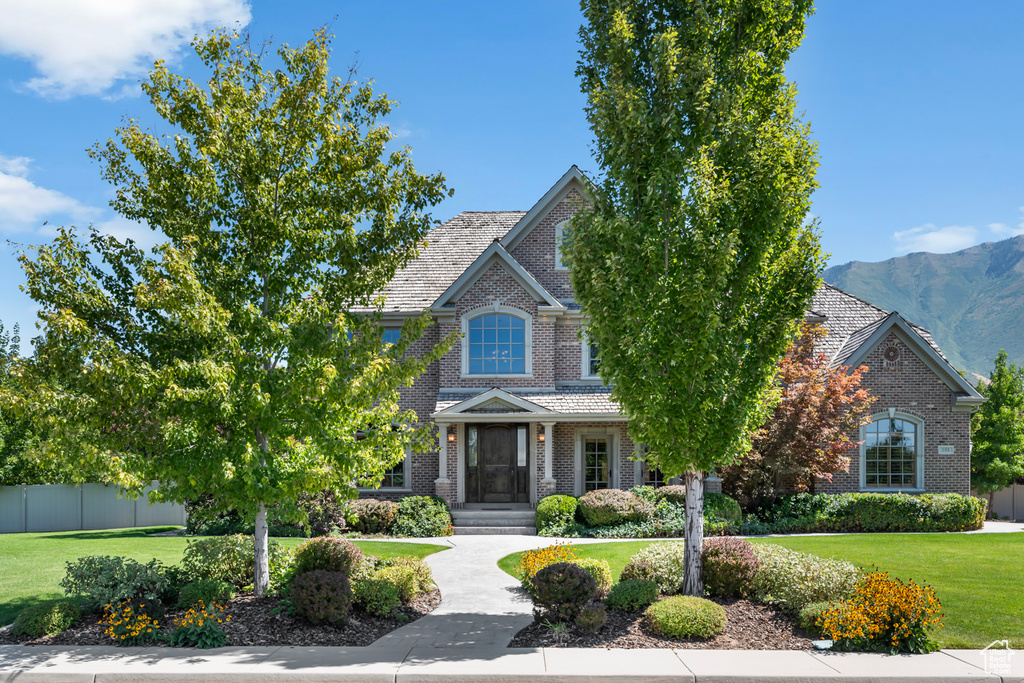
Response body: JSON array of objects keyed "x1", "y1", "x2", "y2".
[
  {"x1": 977, "y1": 484, "x2": 1024, "y2": 522},
  {"x1": 0, "y1": 483, "x2": 185, "y2": 533}
]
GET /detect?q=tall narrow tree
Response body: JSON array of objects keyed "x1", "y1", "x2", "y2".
[
  {"x1": 569, "y1": 0, "x2": 823, "y2": 594},
  {"x1": 2, "y1": 29, "x2": 454, "y2": 595},
  {"x1": 971, "y1": 350, "x2": 1024, "y2": 508}
]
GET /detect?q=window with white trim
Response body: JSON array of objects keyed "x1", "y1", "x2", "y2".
[
  {"x1": 584, "y1": 437, "x2": 611, "y2": 491},
  {"x1": 583, "y1": 339, "x2": 600, "y2": 378},
  {"x1": 555, "y1": 220, "x2": 571, "y2": 270},
  {"x1": 861, "y1": 415, "x2": 921, "y2": 489},
  {"x1": 467, "y1": 312, "x2": 527, "y2": 374}
]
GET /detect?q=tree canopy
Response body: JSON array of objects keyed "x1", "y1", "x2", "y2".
[
  {"x1": 1, "y1": 28, "x2": 454, "y2": 594},
  {"x1": 569, "y1": 0, "x2": 823, "y2": 594},
  {"x1": 971, "y1": 350, "x2": 1024, "y2": 496}
]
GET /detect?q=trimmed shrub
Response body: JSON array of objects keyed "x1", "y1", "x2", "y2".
[
  {"x1": 374, "y1": 565, "x2": 421, "y2": 602},
  {"x1": 797, "y1": 601, "x2": 832, "y2": 635},
  {"x1": 701, "y1": 537, "x2": 760, "y2": 598},
  {"x1": 345, "y1": 499, "x2": 399, "y2": 534},
  {"x1": 704, "y1": 492, "x2": 742, "y2": 524},
  {"x1": 621, "y1": 542, "x2": 687, "y2": 595},
  {"x1": 536, "y1": 495, "x2": 579, "y2": 532},
  {"x1": 530, "y1": 562, "x2": 601, "y2": 622},
  {"x1": 604, "y1": 579, "x2": 659, "y2": 611},
  {"x1": 645, "y1": 595, "x2": 726, "y2": 639},
  {"x1": 354, "y1": 575, "x2": 403, "y2": 616},
  {"x1": 578, "y1": 489, "x2": 651, "y2": 527},
  {"x1": 181, "y1": 534, "x2": 292, "y2": 588},
  {"x1": 61, "y1": 556, "x2": 169, "y2": 606},
  {"x1": 752, "y1": 544, "x2": 861, "y2": 613},
  {"x1": 12, "y1": 600, "x2": 80, "y2": 638},
  {"x1": 178, "y1": 578, "x2": 236, "y2": 609},
  {"x1": 576, "y1": 599, "x2": 608, "y2": 634},
  {"x1": 293, "y1": 537, "x2": 363, "y2": 578},
  {"x1": 391, "y1": 496, "x2": 453, "y2": 537},
  {"x1": 569, "y1": 558, "x2": 613, "y2": 596},
  {"x1": 291, "y1": 571, "x2": 354, "y2": 625},
  {"x1": 619, "y1": 558, "x2": 658, "y2": 584},
  {"x1": 819, "y1": 572, "x2": 943, "y2": 654},
  {"x1": 654, "y1": 485, "x2": 688, "y2": 504},
  {"x1": 379, "y1": 556, "x2": 434, "y2": 595}
]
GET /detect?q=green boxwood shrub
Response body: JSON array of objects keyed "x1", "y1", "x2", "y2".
[
  {"x1": 390, "y1": 496, "x2": 453, "y2": 537},
  {"x1": 181, "y1": 534, "x2": 293, "y2": 588},
  {"x1": 578, "y1": 489, "x2": 651, "y2": 527},
  {"x1": 354, "y1": 575, "x2": 403, "y2": 616},
  {"x1": 621, "y1": 542, "x2": 687, "y2": 595},
  {"x1": 177, "y1": 578, "x2": 236, "y2": 609},
  {"x1": 604, "y1": 579, "x2": 659, "y2": 611},
  {"x1": 13, "y1": 600, "x2": 80, "y2": 638},
  {"x1": 293, "y1": 537, "x2": 363, "y2": 578},
  {"x1": 61, "y1": 556, "x2": 169, "y2": 606},
  {"x1": 569, "y1": 558, "x2": 613, "y2": 596},
  {"x1": 291, "y1": 570, "x2": 354, "y2": 625},
  {"x1": 374, "y1": 565, "x2": 420, "y2": 602},
  {"x1": 530, "y1": 562, "x2": 600, "y2": 622},
  {"x1": 751, "y1": 543, "x2": 861, "y2": 613},
  {"x1": 704, "y1": 492, "x2": 743, "y2": 524},
  {"x1": 797, "y1": 601, "x2": 832, "y2": 635},
  {"x1": 576, "y1": 599, "x2": 608, "y2": 634},
  {"x1": 378, "y1": 556, "x2": 434, "y2": 595},
  {"x1": 645, "y1": 595, "x2": 726, "y2": 639},
  {"x1": 536, "y1": 495, "x2": 579, "y2": 532},
  {"x1": 701, "y1": 537, "x2": 760, "y2": 598},
  {"x1": 345, "y1": 499, "x2": 399, "y2": 534}
]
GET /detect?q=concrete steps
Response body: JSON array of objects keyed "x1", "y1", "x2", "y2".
[{"x1": 451, "y1": 506, "x2": 537, "y2": 536}]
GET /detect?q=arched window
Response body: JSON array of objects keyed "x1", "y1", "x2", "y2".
[
  {"x1": 466, "y1": 312, "x2": 528, "y2": 374},
  {"x1": 861, "y1": 413, "x2": 922, "y2": 490}
]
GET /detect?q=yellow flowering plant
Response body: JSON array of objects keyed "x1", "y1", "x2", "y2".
[
  {"x1": 819, "y1": 572, "x2": 943, "y2": 654},
  {"x1": 99, "y1": 600, "x2": 161, "y2": 646},
  {"x1": 166, "y1": 600, "x2": 230, "y2": 649},
  {"x1": 515, "y1": 543, "x2": 579, "y2": 588}
]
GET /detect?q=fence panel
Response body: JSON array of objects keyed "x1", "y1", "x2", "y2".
[
  {"x1": 82, "y1": 483, "x2": 135, "y2": 530},
  {"x1": 0, "y1": 485, "x2": 24, "y2": 533},
  {"x1": 26, "y1": 484, "x2": 82, "y2": 532},
  {"x1": 134, "y1": 484, "x2": 186, "y2": 528}
]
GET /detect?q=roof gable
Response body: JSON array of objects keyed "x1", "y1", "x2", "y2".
[
  {"x1": 432, "y1": 240, "x2": 566, "y2": 310},
  {"x1": 434, "y1": 388, "x2": 555, "y2": 417},
  {"x1": 500, "y1": 165, "x2": 590, "y2": 252}
]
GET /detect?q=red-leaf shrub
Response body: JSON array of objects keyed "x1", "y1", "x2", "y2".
[
  {"x1": 291, "y1": 570, "x2": 354, "y2": 625},
  {"x1": 530, "y1": 562, "x2": 600, "y2": 622},
  {"x1": 578, "y1": 489, "x2": 651, "y2": 527},
  {"x1": 576, "y1": 599, "x2": 608, "y2": 634},
  {"x1": 293, "y1": 537, "x2": 363, "y2": 578},
  {"x1": 701, "y1": 537, "x2": 760, "y2": 597}
]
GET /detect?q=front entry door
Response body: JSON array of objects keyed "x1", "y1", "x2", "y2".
[{"x1": 466, "y1": 424, "x2": 529, "y2": 504}]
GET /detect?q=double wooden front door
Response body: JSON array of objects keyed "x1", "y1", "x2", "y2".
[{"x1": 465, "y1": 423, "x2": 529, "y2": 504}]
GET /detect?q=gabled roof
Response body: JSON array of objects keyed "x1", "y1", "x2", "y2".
[
  {"x1": 832, "y1": 311, "x2": 984, "y2": 408},
  {"x1": 499, "y1": 165, "x2": 590, "y2": 252},
  {"x1": 433, "y1": 387, "x2": 621, "y2": 420},
  {"x1": 433, "y1": 388, "x2": 556, "y2": 419},
  {"x1": 433, "y1": 240, "x2": 565, "y2": 310}
]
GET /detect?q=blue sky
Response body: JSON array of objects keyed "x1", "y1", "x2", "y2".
[{"x1": 1, "y1": 1, "x2": 1022, "y2": 350}]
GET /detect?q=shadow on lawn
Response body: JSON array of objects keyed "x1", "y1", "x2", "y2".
[{"x1": 31, "y1": 527, "x2": 182, "y2": 541}]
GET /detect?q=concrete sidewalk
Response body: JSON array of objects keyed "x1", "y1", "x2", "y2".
[{"x1": 1, "y1": 645, "x2": 1017, "y2": 681}]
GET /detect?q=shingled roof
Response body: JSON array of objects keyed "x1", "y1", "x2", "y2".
[{"x1": 435, "y1": 387, "x2": 620, "y2": 417}]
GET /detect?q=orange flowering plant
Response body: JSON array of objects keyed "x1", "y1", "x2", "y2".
[
  {"x1": 166, "y1": 600, "x2": 230, "y2": 649},
  {"x1": 819, "y1": 572, "x2": 943, "y2": 654},
  {"x1": 515, "y1": 544, "x2": 579, "y2": 589},
  {"x1": 99, "y1": 600, "x2": 161, "y2": 646}
]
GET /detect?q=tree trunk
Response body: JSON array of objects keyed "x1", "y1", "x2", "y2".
[
  {"x1": 254, "y1": 502, "x2": 270, "y2": 596},
  {"x1": 682, "y1": 469, "x2": 705, "y2": 597}
]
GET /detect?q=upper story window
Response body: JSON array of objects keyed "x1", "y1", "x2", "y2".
[
  {"x1": 382, "y1": 328, "x2": 401, "y2": 345},
  {"x1": 583, "y1": 339, "x2": 600, "y2": 378},
  {"x1": 555, "y1": 220, "x2": 571, "y2": 270},
  {"x1": 467, "y1": 313, "x2": 527, "y2": 375},
  {"x1": 861, "y1": 414, "x2": 922, "y2": 490}
]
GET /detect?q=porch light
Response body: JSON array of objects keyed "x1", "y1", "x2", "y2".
[
  {"x1": 538, "y1": 431, "x2": 545, "y2": 443},
  {"x1": 447, "y1": 426, "x2": 456, "y2": 443}
]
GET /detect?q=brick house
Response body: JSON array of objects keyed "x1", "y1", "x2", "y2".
[{"x1": 365, "y1": 166, "x2": 985, "y2": 514}]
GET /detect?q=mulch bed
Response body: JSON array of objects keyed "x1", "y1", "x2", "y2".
[
  {"x1": 509, "y1": 596, "x2": 814, "y2": 650},
  {"x1": 0, "y1": 590, "x2": 440, "y2": 647}
]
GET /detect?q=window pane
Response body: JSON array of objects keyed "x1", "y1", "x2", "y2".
[
  {"x1": 382, "y1": 329, "x2": 401, "y2": 345},
  {"x1": 467, "y1": 426, "x2": 478, "y2": 467},
  {"x1": 864, "y1": 416, "x2": 917, "y2": 488},
  {"x1": 467, "y1": 313, "x2": 527, "y2": 374}
]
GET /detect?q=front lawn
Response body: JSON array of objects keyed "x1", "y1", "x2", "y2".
[
  {"x1": 499, "y1": 534, "x2": 1024, "y2": 648},
  {"x1": 0, "y1": 527, "x2": 448, "y2": 626}
]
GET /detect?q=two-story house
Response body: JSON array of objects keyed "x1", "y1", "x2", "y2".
[{"x1": 366, "y1": 166, "x2": 984, "y2": 514}]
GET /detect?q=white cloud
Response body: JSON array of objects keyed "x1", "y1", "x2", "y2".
[
  {"x1": 94, "y1": 215, "x2": 165, "y2": 249},
  {"x1": 0, "y1": 0, "x2": 251, "y2": 99},
  {"x1": 988, "y1": 208, "x2": 1024, "y2": 238},
  {"x1": 0, "y1": 159, "x2": 97, "y2": 233},
  {"x1": 892, "y1": 223, "x2": 980, "y2": 255},
  {"x1": 390, "y1": 122, "x2": 413, "y2": 140}
]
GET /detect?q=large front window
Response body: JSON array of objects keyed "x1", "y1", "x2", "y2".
[
  {"x1": 864, "y1": 417, "x2": 917, "y2": 488},
  {"x1": 468, "y1": 313, "x2": 526, "y2": 374}
]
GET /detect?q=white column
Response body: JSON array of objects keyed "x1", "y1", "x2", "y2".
[
  {"x1": 542, "y1": 421, "x2": 555, "y2": 482},
  {"x1": 436, "y1": 422, "x2": 450, "y2": 483}
]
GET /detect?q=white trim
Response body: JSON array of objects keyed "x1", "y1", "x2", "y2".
[
  {"x1": 456, "y1": 423, "x2": 466, "y2": 505},
  {"x1": 461, "y1": 305, "x2": 534, "y2": 377},
  {"x1": 554, "y1": 219, "x2": 570, "y2": 271},
  {"x1": 581, "y1": 336, "x2": 599, "y2": 380},
  {"x1": 500, "y1": 165, "x2": 591, "y2": 252},
  {"x1": 859, "y1": 410, "x2": 925, "y2": 492},
  {"x1": 574, "y1": 426, "x2": 620, "y2": 495},
  {"x1": 357, "y1": 446, "x2": 412, "y2": 493}
]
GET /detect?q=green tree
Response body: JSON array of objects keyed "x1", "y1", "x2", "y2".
[
  {"x1": 569, "y1": 0, "x2": 823, "y2": 594},
  {"x1": 971, "y1": 350, "x2": 1024, "y2": 504},
  {"x1": 1, "y1": 29, "x2": 454, "y2": 595}
]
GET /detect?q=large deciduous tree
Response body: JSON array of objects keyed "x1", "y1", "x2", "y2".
[
  {"x1": 1, "y1": 29, "x2": 454, "y2": 595},
  {"x1": 569, "y1": 0, "x2": 823, "y2": 595},
  {"x1": 971, "y1": 350, "x2": 1024, "y2": 505},
  {"x1": 721, "y1": 323, "x2": 875, "y2": 510}
]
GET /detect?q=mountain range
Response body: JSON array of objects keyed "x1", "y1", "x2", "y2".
[{"x1": 822, "y1": 234, "x2": 1024, "y2": 383}]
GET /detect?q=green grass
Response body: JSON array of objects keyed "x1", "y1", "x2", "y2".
[
  {"x1": 0, "y1": 526, "x2": 448, "y2": 626},
  {"x1": 499, "y1": 535, "x2": 1024, "y2": 648}
]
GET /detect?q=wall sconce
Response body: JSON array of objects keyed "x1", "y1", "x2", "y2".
[
  {"x1": 538, "y1": 431, "x2": 545, "y2": 443},
  {"x1": 447, "y1": 426, "x2": 456, "y2": 443}
]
